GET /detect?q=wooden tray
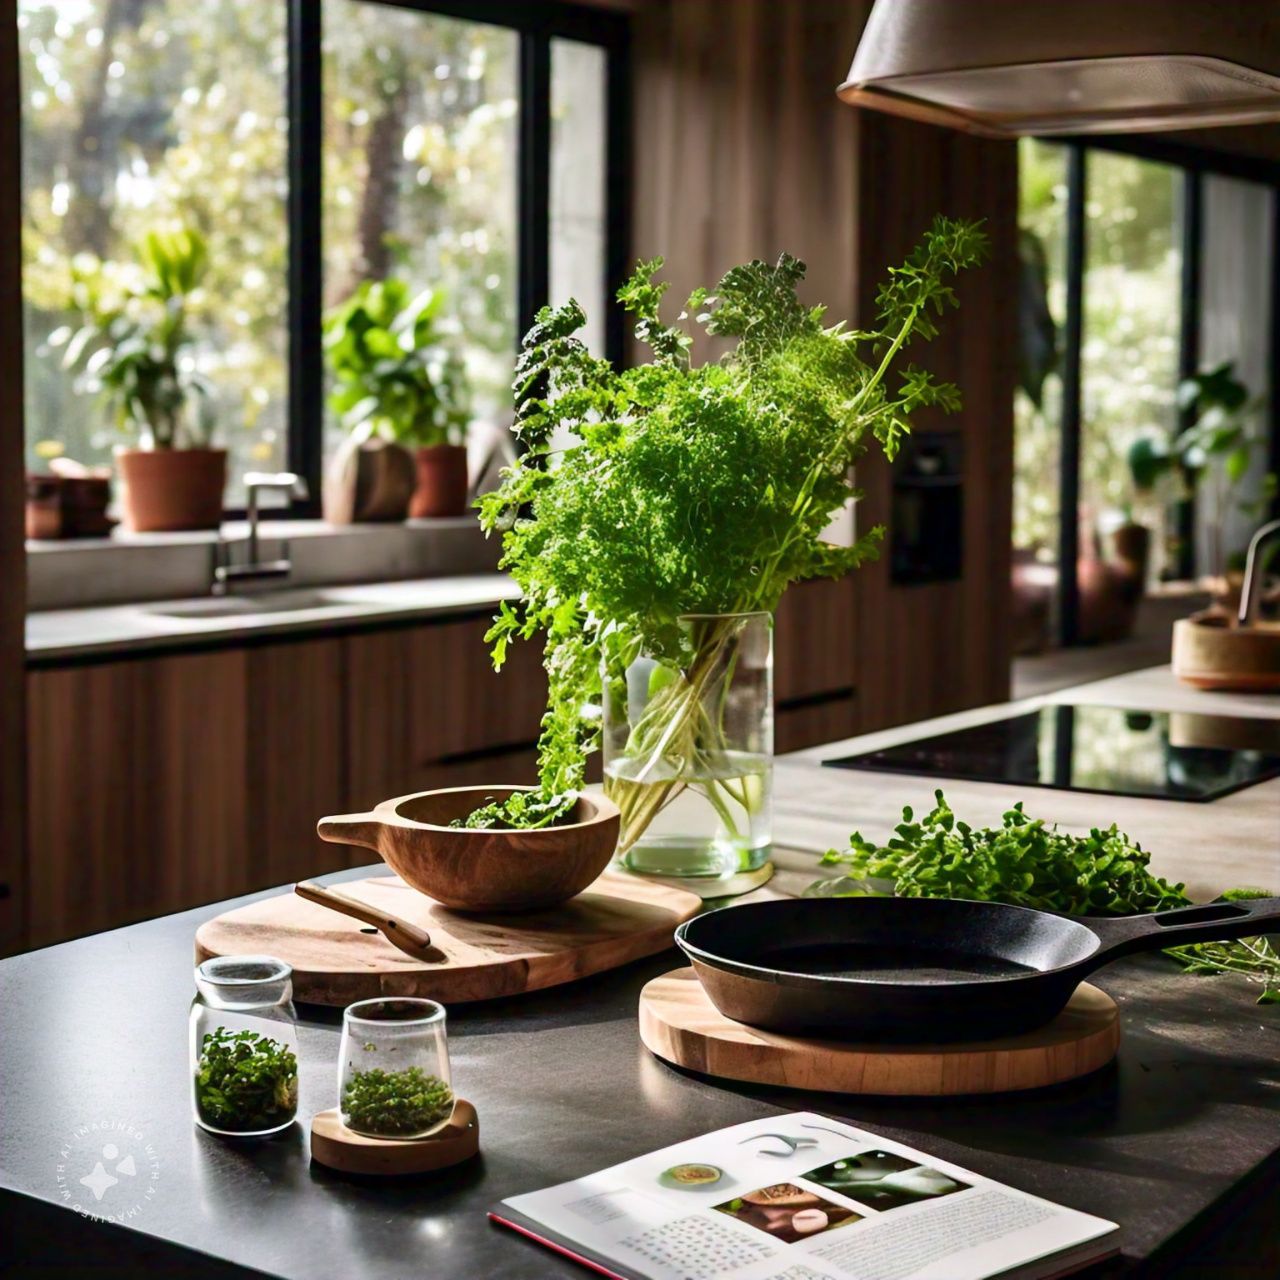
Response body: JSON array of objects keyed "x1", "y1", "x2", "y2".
[
  {"x1": 639, "y1": 968, "x2": 1120, "y2": 1097},
  {"x1": 195, "y1": 873, "x2": 702, "y2": 1006}
]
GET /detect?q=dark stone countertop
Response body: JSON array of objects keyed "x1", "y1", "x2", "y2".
[{"x1": 1, "y1": 867, "x2": 1277, "y2": 1280}]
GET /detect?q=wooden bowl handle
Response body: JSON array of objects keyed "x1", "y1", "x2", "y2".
[{"x1": 316, "y1": 812, "x2": 382, "y2": 850}]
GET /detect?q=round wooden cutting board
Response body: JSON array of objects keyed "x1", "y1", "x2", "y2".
[
  {"x1": 196, "y1": 873, "x2": 702, "y2": 1006},
  {"x1": 639, "y1": 968, "x2": 1120, "y2": 1097}
]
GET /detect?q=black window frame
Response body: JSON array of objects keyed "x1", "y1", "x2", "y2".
[
  {"x1": 269, "y1": 0, "x2": 631, "y2": 517},
  {"x1": 1038, "y1": 133, "x2": 1280, "y2": 646}
]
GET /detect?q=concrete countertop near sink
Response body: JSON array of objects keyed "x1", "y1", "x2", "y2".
[{"x1": 25, "y1": 573, "x2": 521, "y2": 663}]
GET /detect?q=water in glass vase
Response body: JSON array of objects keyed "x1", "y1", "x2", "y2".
[{"x1": 605, "y1": 749, "x2": 773, "y2": 879}]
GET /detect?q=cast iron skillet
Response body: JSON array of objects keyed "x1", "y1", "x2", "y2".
[{"x1": 674, "y1": 895, "x2": 1280, "y2": 1043}]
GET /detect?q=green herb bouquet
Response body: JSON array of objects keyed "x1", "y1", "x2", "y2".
[{"x1": 465, "y1": 217, "x2": 988, "y2": 850}]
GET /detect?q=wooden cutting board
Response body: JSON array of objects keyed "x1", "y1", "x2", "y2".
[
  {"x1": 639, "y1": 968, "x2": 1120, "y2": 1096},
  {"x1": 195, "y1": 873, "x2": 702, "y2": 1006}
]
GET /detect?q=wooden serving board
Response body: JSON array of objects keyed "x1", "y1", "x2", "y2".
[
  {"x1": 639, "y1": 968, "x2": 1120, "y2": 1097},
  {"x1": 195, "y1": 873, "x2": 702, "y2": 1006}
]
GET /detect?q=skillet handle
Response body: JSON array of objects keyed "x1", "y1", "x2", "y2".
[{"x1": 1088, "y1": 896, "x2": 1280, "y2": 963}]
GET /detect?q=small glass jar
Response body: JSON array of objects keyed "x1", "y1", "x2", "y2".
[
  {"x1": 190, "y1": 955, "x2": 299, "y2": 1138},
  {"x1": 339, "y1": 998, "x2": 454, "y2": 1140}
]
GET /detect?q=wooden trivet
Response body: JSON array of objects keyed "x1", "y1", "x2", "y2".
[
  {"x1": 195, "y1": 872, "x2": 702, "y2": 1006},
  {"x1": 310, "y1": 1098, "x2": 479, "y2": 1176},
  {"x1": 639, "y1": 968, "x2": 1120, "y2": 1097}
]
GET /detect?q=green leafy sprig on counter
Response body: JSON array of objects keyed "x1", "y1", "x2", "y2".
[
  {"x1": 341, "y1": 1066, "x2": 453, "y2": 1137},
  {"x1": 194, "y1": 1027, "x2": 299, "y2": 1132},
  {"x1": 815, "y1": 791, "x2": 1278, "y2": 1004},
  {"x1": 462, "y1": 216, "x2": 989, "y2": 832}
]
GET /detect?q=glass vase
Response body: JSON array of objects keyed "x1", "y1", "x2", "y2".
[
  {"x1": 603, "y1": 611, "x2": 773, "y2": 878},
  {"x1": 190, "y1": 956, "x2": 299, "y2": 1138},
  {"x1": 339, "y1": 998, "x2": 454, "y2": 1140}
]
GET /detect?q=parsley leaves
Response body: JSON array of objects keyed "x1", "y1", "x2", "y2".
[{"x1": 468, "y1": 217, "x2": 988, "y2": 832}]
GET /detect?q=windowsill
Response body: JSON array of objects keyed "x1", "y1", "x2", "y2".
[{"x1": 26, "y1": 517, "x2": 500, "y2": 611}]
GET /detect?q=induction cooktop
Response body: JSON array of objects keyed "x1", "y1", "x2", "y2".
[{"x1": 823, "y1": 704, "x2": 1280, "y2": 802}]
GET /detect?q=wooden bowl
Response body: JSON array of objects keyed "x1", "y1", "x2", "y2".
[
  {"x1": 317, "y1": 786, "x2": 621, "y2": 913},
  {"x1": 1172, "y1": 612, "x2": 1280, "y2": 691}
]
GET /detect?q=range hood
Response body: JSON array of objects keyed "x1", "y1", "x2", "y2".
[{"x1": 838, "y1": 0, "x2": 1280, "y2": 137}]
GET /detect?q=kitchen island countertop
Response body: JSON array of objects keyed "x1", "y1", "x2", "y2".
[{"x1": 1, "y1": 665, "x2": 1277, "y2": 1279}]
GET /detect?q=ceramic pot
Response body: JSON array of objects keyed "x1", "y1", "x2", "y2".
[
  {"x1": 1172, "y1": 610, "x2": 1280, "y2": 691},
  {"x1": 317, "y1": 786, "x2": 620, "y2": 913},
  {"x1": 116, "y1": 448, "x2": 226, "y2": 532},
  {"x1": 1110, "y1": 522, "x2": 1150, "y2": 602},
  {"x1": 409, "y1": 444, "x2": 469, "y2": 519},
  {"x1": 323, "y1": 437, "x2": 415, "y2": 524}
]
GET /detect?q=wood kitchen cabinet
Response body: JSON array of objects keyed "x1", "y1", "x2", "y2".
[
  {"x1": 23, "y1": 589, "x2": 856, "y2": 950},
  {"x1": 773, "y1": 578, "x2": 858, "y2": 752},
  {"x1": 26, "y1": 640, "x2": 348, "y2": 949},
  {"x1": 343, "y1": 613, "x2": 546, "y2": 809},
  {"x1": 23, "y1": 617, "x2": 548, "y2": 950},
  {"x1": 27, "y1": 650, "x2": 252, "y2": 948}
]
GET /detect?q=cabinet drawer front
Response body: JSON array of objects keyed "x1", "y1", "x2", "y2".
[
  {"x1": 775, "y1": 579, "x2": 855, "y2": 703},
  {"x1": 345, "y1": 616, "x2": 547, "y2": 807}
]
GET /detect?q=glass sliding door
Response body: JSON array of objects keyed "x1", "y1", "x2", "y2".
[
  {"x1": 1079, "y1": 151, "x2": 1182, "y2": 581},
  {"x1": 1197, "y1": 174, "x2": 1277, "y2": 574}
]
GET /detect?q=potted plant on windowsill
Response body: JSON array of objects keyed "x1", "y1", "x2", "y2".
[
  {"x1": 438, "y1": 216, "x2": 987, "y2": 880},
  {"x1": 55, "y1": 227, "x2": 224, "y2": 532},
  {"x1": 323, "y1": 278, "x2": 471, "y2": 522}
]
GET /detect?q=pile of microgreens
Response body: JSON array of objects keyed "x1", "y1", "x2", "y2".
[
  {"x1": 816, "y1": 791, "x2": 1278, "y2": 1003},
  {"x1": 460, "y1": 215, "x2": 988, "y2": 834}
]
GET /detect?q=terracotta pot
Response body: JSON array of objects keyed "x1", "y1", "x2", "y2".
[
  {"x1": 116, "y1": 448, "x2": 226, "y2": 532},
  {"x1": 317, "y1": 786, "x2": 621, "y2": 913},
  {"x1": 323, "y1": 436, "x2": 415, "y2": 524},
  {"x1": 409, "y1": 443, "x2": 469, "y2": 519}
]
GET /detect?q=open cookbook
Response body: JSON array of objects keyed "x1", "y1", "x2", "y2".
[{"x1": 491, "y1": 1113, "x2": 1118, "y2": 1280}]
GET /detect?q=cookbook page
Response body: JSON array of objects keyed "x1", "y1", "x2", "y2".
[{"x1": 498, "y1": 1113, "x2": 1116, "y2": 1280}]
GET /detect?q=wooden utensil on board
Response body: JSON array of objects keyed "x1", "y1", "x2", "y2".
[{"x1": 294, "y1": 880, "x2": 442, "y2": 962}]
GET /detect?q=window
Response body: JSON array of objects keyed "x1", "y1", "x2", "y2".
[
  {"x1": 549, "y1": 37, "x2": 608, "y2": 355},
  {"x1": 17, "y1": 0, "x2": 628, "y2": 515},
  {"x1": 1014, "y1": 137, "x2": 1280, "y2": 643},
  {"x1": 1079, "y1": 151, "x2": 1182, "y2": 572},
  {"x1": 1013, "y1": 139, "x2": 1067, "y2": 567},
  {"x1": 321, "y1": 3, "x2": 519, "y2": 448},
  {"x1": 18, "y1": 0, "x2": 289, "y2": 505}
]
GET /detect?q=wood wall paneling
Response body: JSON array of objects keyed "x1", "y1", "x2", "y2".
[
  {"x1": 0, "y1": 0, "x2": 27, "y2": 955},
  {"x1": 632, "y1": 0, "x2": 1017, "y2": 743},
  {"x1": 851, "y1": 115, "x2": 1017, "y2": 732},
  {"x1": 631, "y1": 0, "x2": 870, "y2": 360}
]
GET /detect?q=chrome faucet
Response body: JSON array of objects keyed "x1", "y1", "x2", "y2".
[
  {"x1": 213, "y1": 471, "x2": 306, "y2": 595},
  {"x1": 1237, "y1": 518, "x2": 1280, "y2": 627}
]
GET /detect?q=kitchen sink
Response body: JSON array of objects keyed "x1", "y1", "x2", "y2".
[{"x1": 145, "y1": 589, "x2": 352, "y2": 620}]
